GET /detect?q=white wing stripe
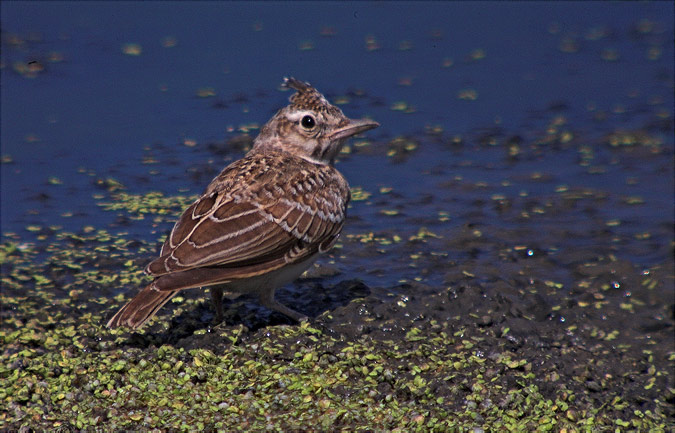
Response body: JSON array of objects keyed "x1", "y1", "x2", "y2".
[
  {"x1": 193, "y1": 217, "x2": 268, "y2": 248},
  {"x1": 208, "y1": 207, "x2": 259, "y2": 223},
  {"x1": 174, "y1": 223, "x2": 277, "y2": 267},
  {"x1": 279, "y1": 197, "x2": 343, "y2": 223}
]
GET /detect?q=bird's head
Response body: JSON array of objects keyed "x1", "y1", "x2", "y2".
[{"x1": 252, "y1": 77, "x2": 379, "y2": 165}]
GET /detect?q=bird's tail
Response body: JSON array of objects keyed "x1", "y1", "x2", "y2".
[{"x1": 106, "y1": 284, "x2": 179, "y2": 330}]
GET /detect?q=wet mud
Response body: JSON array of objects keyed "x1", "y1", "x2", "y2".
[{"x1": 2, "y1": 106, "x2": 673, "y2": 429}]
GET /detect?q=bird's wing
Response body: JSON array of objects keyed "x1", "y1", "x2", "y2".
[{"x1": 145, "y1": 152, "x2": 349, "y2": 277}]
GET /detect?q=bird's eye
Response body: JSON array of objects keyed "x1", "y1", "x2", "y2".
[{"x1": 301, "y1": 115, "x2": 316, "y2": 130}]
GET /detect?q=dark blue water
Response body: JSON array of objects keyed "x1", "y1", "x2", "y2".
[{"x1": 2, "y1": 2, "x2": 673, "y2": 288}]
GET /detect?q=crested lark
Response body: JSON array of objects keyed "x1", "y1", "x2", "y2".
[{"x1": 107, "y1": 77, "x2": 379, "y2": 329}]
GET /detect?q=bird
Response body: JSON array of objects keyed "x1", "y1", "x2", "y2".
[{"x1": 106, "y1": 77, "x2": 379, "y2": 330}]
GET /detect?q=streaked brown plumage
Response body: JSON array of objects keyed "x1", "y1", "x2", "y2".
[{"x1": 106, "y1": 77, "x2": 378, "y2": 330}]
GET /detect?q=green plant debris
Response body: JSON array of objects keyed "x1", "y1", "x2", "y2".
[
  {"x1": 349, "y1": 187, "x2": 371, "y2": 202},
  {"x1": 97, "y1": 192, "x2": 198, "y2": 218},
  {"x1": 1, "y1": 185, "x2": 672, "y2": 431}
]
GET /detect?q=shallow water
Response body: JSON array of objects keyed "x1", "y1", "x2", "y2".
[{"x1": 2, "y1": 2, "x2": 673, "y2": 313}]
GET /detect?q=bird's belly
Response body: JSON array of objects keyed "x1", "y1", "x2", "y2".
[{"x1": 221, "y1": 253, "x2": 320, "y2": 297}]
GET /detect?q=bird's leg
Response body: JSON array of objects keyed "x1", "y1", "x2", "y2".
[
  {"x1": 210, "y1": 286, "x2": 224, "y2": 323},
  {"x1": 259, "y1": 288, "x2": 308, "y2": 322}
]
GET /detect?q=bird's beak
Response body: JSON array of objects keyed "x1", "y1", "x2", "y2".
[{"x1": 330, "y1": 118, "x2": 379, "y2": 141}]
